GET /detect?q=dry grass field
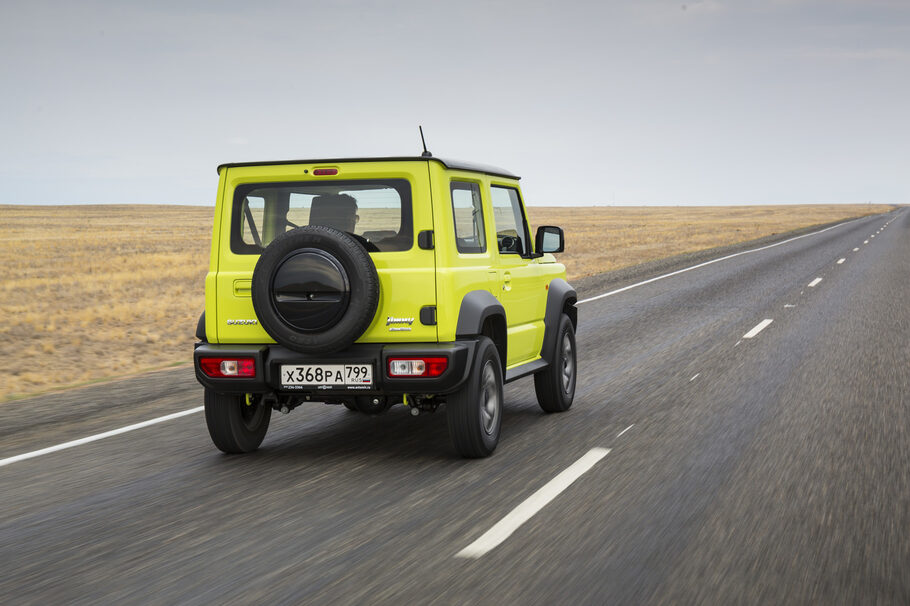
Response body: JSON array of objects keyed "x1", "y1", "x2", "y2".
[
  {"x1": 0, "y1": 203, "x2": 892, "y2": 401},
  {"x1": 527, "y1": 205, "x2": 894, "y2": 277}
]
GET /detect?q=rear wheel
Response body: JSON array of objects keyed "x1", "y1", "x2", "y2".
[
  {"x1": 204, "y1": 390, "x2": 271, "y2": 453},
  {"x1": 534, "y1": 313, "x2": 576, "y2": 413},
  {"x1": 446, "y1": 337, "x2": 503, "y2": 458}
]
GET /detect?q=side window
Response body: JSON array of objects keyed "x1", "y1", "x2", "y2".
[
  {"x1": 490, "y1": 186, "x2": 530, "y2": 256},
  {"x1": 450, "y1": 181, "x2": 486, "y2": 254}
]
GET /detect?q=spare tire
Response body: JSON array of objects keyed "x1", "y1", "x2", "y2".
[{"x1": 251, "y1": 226, "x2": 380, "y2": 354}]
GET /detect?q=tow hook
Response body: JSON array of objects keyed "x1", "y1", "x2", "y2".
[
  {"x1": 406, "y1": 394, "x2": 440, "y2": 415},
  {"x1": 403, "y1": 393, "x2": 419, "y2": 416}
]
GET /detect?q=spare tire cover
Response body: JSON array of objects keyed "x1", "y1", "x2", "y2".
[{"x1": 251, "y1": 226, "x2": 380, "y2": 354}]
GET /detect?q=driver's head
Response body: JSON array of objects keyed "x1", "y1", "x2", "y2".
[{"x1": 309, "y1": 194, "x2": 359, "y2": 233}]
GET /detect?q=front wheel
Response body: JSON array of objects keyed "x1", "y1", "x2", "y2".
[
  {"x1": 534, "y1": 313, "x2": 576, "y2": 413},
  {"x1": 204, "y1": 390, "x2": 271, "y2": 453},
  {"x1": 446, "y1": 337, "x2": 503, "y2": 458}
]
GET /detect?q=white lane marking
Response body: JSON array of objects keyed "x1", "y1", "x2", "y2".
[
  {"x1": 853, "y1": 248, "x2": 859, "y2": 252},
  {"x1": 0, "y1": 407, "x2": 204, "y2": 468},
  {"x1": 455, "y1": 448, "x2": 610, "y2": 558},
  {"x1": 837, "y1": 258, "x2": 845, "y2": 264},
  {"x1": 577, "y1": 216, "x2": 869, "y2": 305},
  {"x1": 784, "y1": 303, "x2": 796, "y2": 308},
  {"x1": 808, "y1": 277, "x2": 823, "y2": 287},
  {"x1": 689, "y1": 373, "x2": 700, "y2": 382},
  {"x1": 864, "y1": 240, "x2": 869, "y2": 244},
  {"x1": 742, "y1": 319, "x2": 773, "y2": 339},
  {"x1": 871, "y1": 235, "x2": 875, "y2": 238},
  {"x1": 617, "y1": 424, "x2": 635, "y2": 437}
]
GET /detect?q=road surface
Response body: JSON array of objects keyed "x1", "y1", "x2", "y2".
[{"x1": 1, "y1": 208, "x2": 908, "y2": 604}]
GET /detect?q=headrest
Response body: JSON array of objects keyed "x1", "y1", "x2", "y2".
[{"x1": 309, "y1": 194, "x2": 357, "y2": 231}]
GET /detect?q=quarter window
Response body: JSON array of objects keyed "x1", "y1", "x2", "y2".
[
  {"x1": 450, "y1": 181, "x2": 486, "y2": 254},
  {"x1": 490, "y1": 186, "x2": 530, "y2": 256}
]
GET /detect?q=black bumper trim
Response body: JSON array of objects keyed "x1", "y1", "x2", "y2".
[{"x1": 194, "y1": 341, "x2": 476, "y2": 396}]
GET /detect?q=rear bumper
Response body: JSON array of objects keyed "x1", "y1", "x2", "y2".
[{"x1": 193, "y1": 341, "x2": 476, "y2": 396}]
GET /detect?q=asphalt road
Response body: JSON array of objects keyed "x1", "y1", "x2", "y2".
[{"x1": 2, "y1": 208, "x2": 908, "y2": 604}]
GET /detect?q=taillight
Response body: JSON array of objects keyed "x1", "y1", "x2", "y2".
[
  {"x1": 199, "y1": 357, "x2": 256, "y2": 378},
  {"x1": 313, "y1": 168, "x2": 338, "y2": 176},
  {"x1": 388, "y1": 357, "x2": 448, "y2": 377}
]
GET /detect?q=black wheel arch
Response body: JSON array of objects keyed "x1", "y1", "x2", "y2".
[
  {"x1": 540, "y1": 278, "x2": 577, "y2": 365},
  {"x1": 196, "y1": 311, "x2": 206, "y2": 341},
  {"x1": 455, "y1": 290, "x2": 507, "y2": 371}
]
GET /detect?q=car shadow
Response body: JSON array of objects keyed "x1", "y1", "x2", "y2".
[{"x1": 228, "y1": 394, "x2": 551, "y2": 465}]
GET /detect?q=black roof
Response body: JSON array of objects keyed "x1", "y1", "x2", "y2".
[{"x1": 216, "y1": 156, "x2": 519, "y2": 180}]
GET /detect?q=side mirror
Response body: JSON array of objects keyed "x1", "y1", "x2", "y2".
[{"x1": 535, "y1": 225, "x2": 565, "y2": 254}]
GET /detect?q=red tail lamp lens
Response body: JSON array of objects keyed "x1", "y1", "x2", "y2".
[
  {"x1": 199, "y1": 357, "x2": 256, "y2": 378},
  {"x1": 387, "y1": 357, "x2": 448, "y2": 377},
  {"x1": 313, "y1": 168, "x2": 338, "y2": 176}
]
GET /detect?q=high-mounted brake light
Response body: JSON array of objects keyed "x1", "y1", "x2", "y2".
[
  {"x1": 199, "y1": 357, "x2": 256, "y2": 378},
  {"x1": 388, "y1": 357, "x2": 448, "y2": 378},
  {"x1": 313, "y1": 168, "x2": 338, "y2": 176}
]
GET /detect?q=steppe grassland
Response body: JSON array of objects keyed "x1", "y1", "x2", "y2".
[
  {"x1": 2, "y1": 205, "x2": 212, "y2": 400},
  {"x1": 526, "y1": 205, "x2": 894, "y2": 277},
  {"x1": 0, "y1": 203, "x2": 893, "y2": 400}
]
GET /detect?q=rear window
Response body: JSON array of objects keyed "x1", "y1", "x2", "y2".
[{"x1": 231, "y1": 179, "x2": 412, "y2": 254}]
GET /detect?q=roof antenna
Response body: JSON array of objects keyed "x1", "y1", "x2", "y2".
[{"x1": 419, "y1": 125, "x2": 432, "y2": 157}]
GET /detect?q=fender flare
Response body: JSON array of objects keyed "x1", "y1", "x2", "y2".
[
  {"x1": 455, "y1": 290, "x2": 507, "y2": 367},
  {"x1": 196, "y1": 311, "x2": 206, "y2": 341},
  {"x1": 540, "y1": 279, "x2": 577, "y2": 364}
]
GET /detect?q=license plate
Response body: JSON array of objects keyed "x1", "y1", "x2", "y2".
[{"x1": 280, "y1": 364, "x2": 373, "y2": 387}]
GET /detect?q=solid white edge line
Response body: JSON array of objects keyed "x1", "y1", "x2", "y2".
[
  {"x1": 742, "y1": 319, "x2": 773, "y2": 339},
  {"x1": 0, "y1": 407, "x2": 204, "y2": 467},
  {"x1": 576, "y1": 216, "x2": 866, "y2": 305},
  {"x1": 617, "y1": 424, "x2": 635, "y2": 437},
  {"x1": 808, "y1": 277, "x2": 823, "y2": 287},
  {"x1": 455, "y1": 447, "x2": 610, "y2": 559}
]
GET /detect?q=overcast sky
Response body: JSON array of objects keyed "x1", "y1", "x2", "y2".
[{"x1": 1, "y1": 0, "x2": 907, "y2": 206}]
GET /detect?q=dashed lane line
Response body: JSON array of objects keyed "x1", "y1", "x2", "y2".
[
  {"x1": 455, "y1": 448, "x2": 610, "y2": 558},
  {"x1": 808, "y1": 277, "x2": 823, "y2": 287},
  {"x1": 742, "y1": 319, "x2": 774, "y2": 339},
  {"x1": 577, "y1": 215, "x2": 871, "y2": 305}
]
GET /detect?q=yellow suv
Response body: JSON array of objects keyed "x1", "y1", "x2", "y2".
[{"x1": 194, "y1": 156, "x2": 577, "y2": 457}]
